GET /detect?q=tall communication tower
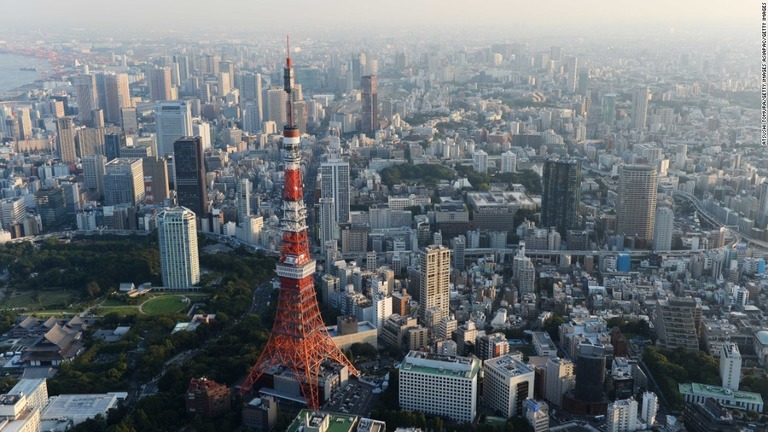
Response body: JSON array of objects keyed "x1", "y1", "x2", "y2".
[{"x1": 240, "y1": 37, "x2": 358, "y2": 409}]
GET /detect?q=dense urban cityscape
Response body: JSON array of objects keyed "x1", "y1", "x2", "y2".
[{"x1": 0, "y1": 2, "x2": 762, "y2": 431}]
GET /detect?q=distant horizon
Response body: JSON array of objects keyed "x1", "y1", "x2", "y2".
[{"x1": 0, "y1": 0, "x2": 755, "y2": 40}]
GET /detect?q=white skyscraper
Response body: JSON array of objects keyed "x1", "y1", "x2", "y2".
[
  {"x1": 266, "y1": 87, "x2": 288, "y2": 127},
  {"x1": 483, "y1": 355, "x2": 535, "y2": 417},
  {"x1": 720, "y1": 342, "x2": 742, "y2": 391},
  {"x1": 606, "y1": 398, "x2": 639, "y2": 432},
  {"x1": 192, "y1": 121, "x2": 211, "y2": 151},
  {"x1": 237, "y1": 179, "x2": 251, "y2": 228},
  {"x1": 674, "y1": 144, "x2": 687, "y2": 170},
  {"x1": 154, "y1": 101, "x2": 193, "y2": 156},
  {"x1": 501, "y1": 150, "x2": 517, "y2": 173},
  {"x1": 513, "y1": 242, "x2": 536, "y2": 295},
  {"x1": 321, "y1": 157, "x2": 351, "y2": 226},
  {"x1": 640, "y1": 391, "x2": 658, "y2": 426},
  {"x1": 653, "y1": 207, "x2": 674, "y2": 251},
  {"x1": 158, "y1": 207, "x2": 200, "y2": 289},
  {"x1": 631, "y1": 87, "x2": 650, "y2": 131},
  {"x1": 398, "y1": 351, "x2": 480, "y2": 423},
  {"x1": 545, "y1": 357, "x2": 574, "y2": 406},
  {"x1": 75, "y1": 74, "x2": 98, "y2": 125},
  {"x1": 319, "y1": 197, "x2": 336, "y2": 246},
  {"x1": 473, "y1": 149, "x2": 488, "y2": 173},
  {"x1": 82, "y1": 154, "x2": 107, "y2": 198}
]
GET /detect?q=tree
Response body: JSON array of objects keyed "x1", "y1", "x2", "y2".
[
  {"x1": 86, "y1": 281, "x2": 101, "y2": 298},
  {"x1": 543, "y1": 315, "x2": 565, "y2": 341}
]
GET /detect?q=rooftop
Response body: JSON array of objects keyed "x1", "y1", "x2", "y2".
[
  {"x1": 484, "y1": 354, "x2": 534, "y2": 377},
  {"x1": 679, "y1": 383, "x2": 764, "y2": 404},
  {"x1": 399, "y1": 350, "x2": 481, "y2": 379},
  {"x1": 286, "y1": 409, "x2": 357, "y2": 432},
  {"x1": 41, "y1": 393, "x2": 125, "y2": 424},
  {"x1": 756, "y1": 330, "x2": 768, "y2": 345}
]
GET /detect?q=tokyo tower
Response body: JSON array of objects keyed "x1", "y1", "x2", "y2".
[{"x1": 240, "y1": 37, "x2": 358, "y2": 409}]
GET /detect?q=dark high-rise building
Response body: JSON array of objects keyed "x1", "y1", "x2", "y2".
[
  {"x1": 361, "y1": 75, "x2": 378, "y2": 136},
  {"x1": 541, "y1": 159, "x2": 582, "y2": 237},
  {"x1": 574, "y1": 344, "x2": 606, "y2": 403},
  {"x1": 104, "y1": 132, "x2": 126, "y2": 162},
  {"x1": 173, "y1": 136, "x2": 208, "y2": 217}
]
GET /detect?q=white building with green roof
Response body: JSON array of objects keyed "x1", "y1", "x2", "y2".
[
  {"x1": 678, "y1": 383, "x2": 763, "y2": 413},
  {"x1": 399, "y1": 350, "x2": 480, "y2": 423}
]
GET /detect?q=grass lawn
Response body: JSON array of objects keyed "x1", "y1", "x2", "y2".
[
  {"x1": 31, "y1": 310, "x2": 80, "y2": 317},
  {"x1": 101, "y1": 298, "x2": 128, "y2": 307},
  {"x1": 142, "y1": 296, "x2": 187, "y2": 315},
  {"x1": 2, "y1": 290, "x2": 76, "y2": 310},
  {"x1": 99, "y1": 306, "x2": 140, "y2": 315}
]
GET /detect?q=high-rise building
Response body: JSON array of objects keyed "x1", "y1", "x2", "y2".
[
  {"x1": 653, "y1": 206, "x2": 674, "y2": 251},
  {"x1": 103, "y1": 73, "x2": 131, "y2": 125},
  {"x1": 501, "y1": 150, "x2": 517, "y2": 173},
  {"x1": 155, "y1": 102, "x2": 193, "y2": 157},
  {"x1": 320, "y1": 157, "x2": 350, "y2": 226},
  {"x1": 74, "y1": 74, "x2": 98, "y2": 125},
  {"x1": 653, "y1": 297, "x2": 702, "y2": 351},
  {"x1": 173, "y1": 136, "x2": 208, "y2": 218},
  {"x1": 351, "y1": 53, "x2": 366, "y2": 88},
  {"x1": 319, "y1": 197, "x2": 336, "y2": 246},
  {"x1": 217, "y1": 72, "x2": 232, "y2": 97},
  {"x1": 453, "y1": 234, "x2": 466, "y2": 271},
  {"x1": 617, "y1": 165, "x2": 658, "y2": 247},
  {"x1": 513, "y1": 243, "x2": 536, "y2": 295},
  {"x1": 602, "y1": 93, "x2": 617, "y2": 127},
  {"x1": 419, "y1": 245, "x2": 451, "y2": 328},
  {"x1": 15, "y1": 108, "x2": 32, "y2": 140},
  {"x1": 35, "y1": 187, "x2": 67, "y2": 227},
  {"x1": 545, "y1": 357, "x2": 575, "y2": 406},
  {"x1": 82, "y1": 154, "x2": 106, "y2": 198},
  {"x1": 361, "y1": 75, "x2": 378, "y2": 136},
  {"x1": 158, "y1": 207, "x2": 200, "y2": 288},
  {"x1": 574, "y1": 344, "x2": 606, "y2": 403},
  {"x1": 149, "y1": 67, "x2": 173, "y2": 101},
  {"x1": 473, "y1": 150, "x2": 488, "y2": 173},
  {"x1": 237, "y1": 178, "x2": 251, "y2": 228},
  {"x1": 266, "y1": 88, "x2": 288, "y2": 127},
  {"x1": 104, "y1": 132, "x2": 126, "y2": 162},
  {"x1": 103, "y1": 157, "x2": 144, "y2": 206},
  {"x1": 564, "y1": 56, "x2": 578, "y2": 94},
  {"x1": 675, "y1": 143, "x2": 688, "y2": 170},
  {"x1": 56, "y1": 117, "x2": 77, "y2": 164},
  {"x1": 476, "y1": 333, "x2": 510, "y2": 360},
  {"x1": 631, "y1": 87, "x2": 650, "y2": 131},
  {"x1": 758, "y1": 181, "x2": 768, "y2": 228},
  {"x1": 606, "y1": 398, "x2": 639, "y2": 432},
  {"x1": 640, "y1": 391, "x2": 658, "y2": 426},
  {"x1": 121, "y1": 107, "x2": 138, "y2": 134},
  {"x1": 398, "y1": 351, "x2": 480, "y2": 423},
  {"x1": 720, "y1": 342, "x2": 741, "y2": 391},
  {"x1": 0, "y1": 197, "x2": 26, "y2": 228},
  {"x1": 483, "y1": 355, "x2": 535, "y2": 417},
  {"x1": 185, "y1": 377, "x2": 230, "y2": 419},
  {"x1": 541, "y1": 159, "x2": 582, "y2": 237},
  {"x1": 142, "y1": 156, "x2": 170, "y2": 204}
]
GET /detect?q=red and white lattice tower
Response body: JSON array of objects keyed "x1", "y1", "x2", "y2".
[{"x1": 240, "y1": 36, "x2": 358, "y2": 409}]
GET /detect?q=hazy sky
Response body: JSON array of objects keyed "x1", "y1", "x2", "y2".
[{"x1": 0, "y1": 0, "x2": 756, "y2": 36}]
